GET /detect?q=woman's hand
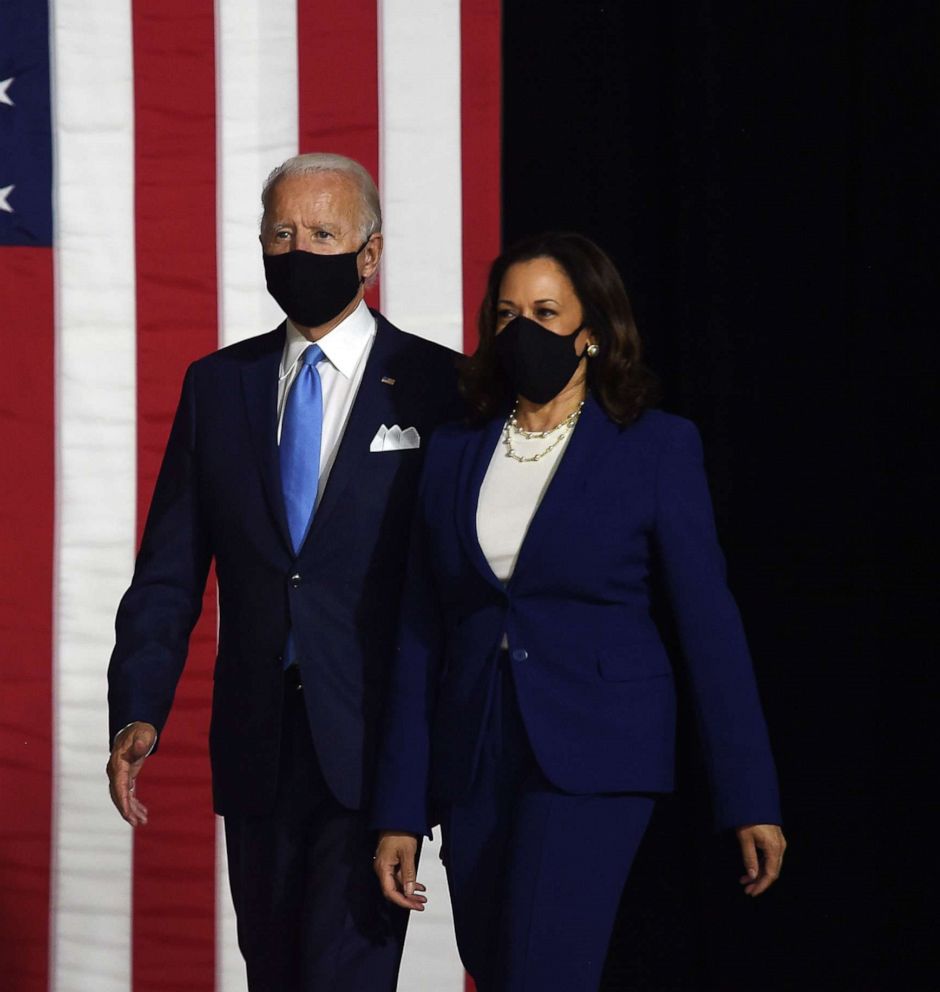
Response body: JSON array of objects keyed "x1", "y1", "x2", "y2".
[
  {"x1": 374, "y1": 831, "x2": 427, "y2": 911},
  {"x1": 735, "y1": 823, "x2": 786, "y2": 896}
]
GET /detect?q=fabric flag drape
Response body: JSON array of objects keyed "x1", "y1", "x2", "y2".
[{"x1": 0, "y1": 2, "x2": 500, "y2": 990}]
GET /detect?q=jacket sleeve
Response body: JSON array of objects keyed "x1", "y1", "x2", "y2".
[
  {"x1": 107, "y1": 364, "x2": 212, "y2": 748},
  {"x1": 653, "y1": 418, "x2": 782, "y2": 831},
  {"x1": 370, "y1": 440, "x2": 447, "y2": 838}
]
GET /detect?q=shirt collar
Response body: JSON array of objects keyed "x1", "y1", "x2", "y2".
[{"x1": 281, "y1": 299, "x2": 376, "y2": 380}]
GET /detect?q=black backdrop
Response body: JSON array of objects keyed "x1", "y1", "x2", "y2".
[{"x1": 501, "y1": 3, "x2": 936, "y2": 989}]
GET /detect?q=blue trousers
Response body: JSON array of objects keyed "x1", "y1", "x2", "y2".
[
  {"x1": 223, "y1": 667, "x2": 409, "y2": 991},
  {"x1": 439, "y1": 658, "x2": 655, "y2": 992}
]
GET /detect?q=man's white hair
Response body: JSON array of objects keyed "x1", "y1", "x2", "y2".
[{"x1": 260, "y1": 153, "x2": 382, "y2": 240}]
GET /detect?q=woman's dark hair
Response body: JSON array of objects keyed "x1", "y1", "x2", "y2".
[{"x1": 460, "y1": 231, "x2": 658, "y2": 425}]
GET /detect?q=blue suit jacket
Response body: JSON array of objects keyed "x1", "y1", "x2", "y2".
[
  {"x1": 108, "y1": 313, "x2": 461, "y2": 815},
  {"x1": 373, "y1": 397, "x2": 782, "y2": 834}
]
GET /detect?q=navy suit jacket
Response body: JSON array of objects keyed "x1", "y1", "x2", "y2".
[
  {"x1": 372, "y1": 397, "x2": 782, "y2": 835},
  {"x1": 108, "y1": 312, "x2": 461, "y2": 815}
]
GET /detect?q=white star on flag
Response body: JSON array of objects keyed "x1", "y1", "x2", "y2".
[
  {"x1": 0, "y1": 78, "x2": 14, "y2": 106},
  {"x1": 0, "y1": 185, "x2": 14, "y2": 213}
]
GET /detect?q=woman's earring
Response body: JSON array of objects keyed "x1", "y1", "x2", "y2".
[{"x1": 586, "y1": 343, "x2": 599, "y2": 358}]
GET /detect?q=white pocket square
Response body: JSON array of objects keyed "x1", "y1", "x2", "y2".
[{"x1": 369, "y1": 424, "x2": 421, "y2": 452}]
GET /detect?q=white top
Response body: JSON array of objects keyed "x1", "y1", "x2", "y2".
[
  {"x1": 476, "y1": 420, "x2": 575, "y2": 583},
  {"x1": 277, "y1": 299, "x2": 376, "y2": 505}
]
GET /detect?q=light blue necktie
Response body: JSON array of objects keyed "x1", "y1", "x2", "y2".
[
  {"x1": 280, "y1": 343, "x2": 324, "y2": 553},
  {"x1": 280, "y1": 344, "x2": 323, "y2": 668}
]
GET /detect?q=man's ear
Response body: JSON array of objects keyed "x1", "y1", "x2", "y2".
[{"x1": 360, "y1": 233, "x2": 383, "y2": 280}]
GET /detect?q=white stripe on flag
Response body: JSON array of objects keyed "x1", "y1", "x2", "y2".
[
  {"x1": 400, "y1": 835, "x2": 465, "y2": 989},
  {"x1": 216, "y1": 0, "x2": 298, "y2": 350},
  {"x1": 379, "y1": 0, "x2": 465, "y2": 352},
  {"x1": 380, "y1": 2, "x2": 465, "y2": 987},
  {"x1": 216, "y1": 3, "x2": 299, "y2": 987},
  {"x1": 50, "y1": 1, "x2": 138, "y2": 989},
  {"x1": 216, "y1": 815, "x2": 247, "y2": 992}
]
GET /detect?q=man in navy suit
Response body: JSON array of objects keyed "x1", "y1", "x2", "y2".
[{"x1": 106, "y1": 153, "x2": 460, "y2": 990}]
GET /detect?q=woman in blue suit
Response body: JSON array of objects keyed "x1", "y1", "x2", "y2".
[{"x1": 373, "y1": 232, "x2": 786, "y2": 991}]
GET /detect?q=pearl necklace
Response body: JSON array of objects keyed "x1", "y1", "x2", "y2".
[{"x1": 502, "y1": 400, "x2": 585, "y2": 463}]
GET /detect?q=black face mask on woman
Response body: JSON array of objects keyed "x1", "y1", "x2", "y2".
[
  {"x1": 263, "y1": 239, "x2": 369, "y2": 328},
  {"x1": 494, "y1": 314, "x2": 585, "y2": 405}
]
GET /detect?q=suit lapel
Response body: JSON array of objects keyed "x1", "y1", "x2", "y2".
[
  {"x1": 456, "y1": 414, "x2": 508, "y2": 592},
  {"x1": 240, "y1": 324, "x2": 292, "y2": 553},
  {"x1": 304, "y1": 317, "x2": 400, "y2": 545},
  {"x1": 508, "y1": 395, "x2": 616, "y2": 590}
]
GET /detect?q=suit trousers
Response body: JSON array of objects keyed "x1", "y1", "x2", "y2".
[
  {"x1": 223, "y1": 667, "x2": 409, "y2": 991},
  {"x1": 439, "y1": 655, "x2": 655, "y2": 992}
]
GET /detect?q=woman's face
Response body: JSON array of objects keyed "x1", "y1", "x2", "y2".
[{"x1": 495, "y1": 257, "x2": 594, "y2": 356}]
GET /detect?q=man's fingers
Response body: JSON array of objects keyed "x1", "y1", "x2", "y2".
[
  {"x1": 129, "y1": 796, "x2": 149, "y2": 825},
  {"x1": 106, "y1": 723, "x2": 156, "y2": 827},
  {"x1": 125, "y1": 734, "x2": 152, "y2": 762},
  {"x1": 107, "y1": 762, "x2": 133, "y2": 818},
  {"x1": 118, "y1": 724, "x2": 156, "y2": 765}
]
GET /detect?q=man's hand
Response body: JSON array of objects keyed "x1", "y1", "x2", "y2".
[
  {"x1": 373, "y1": 831, "x2": 426, "y2": 911},
  {"x1": 107, "y1": 721, "x2": 157, "y2": 826},
  {"x1": 736, "y1": 823, "x2": 786, "y2": 896}
]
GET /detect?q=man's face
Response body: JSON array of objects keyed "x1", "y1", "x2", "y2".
[{"x1": 260, "y1": 172, "x2": 381, "y2": 281}]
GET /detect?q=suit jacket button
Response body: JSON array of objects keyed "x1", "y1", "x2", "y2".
[
  {"x1": 290, "y1": 573, "x2": 302, "y2": 588},
  {"x1": 512, "y1": 648, "x2": 528, "y2": 662}
]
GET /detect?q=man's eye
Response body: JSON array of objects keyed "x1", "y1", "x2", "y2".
[
  {"x1": 314, "y1": 230, "x2": 333, "y2": 239},
  {"x1": 274, "y1": 230, "x2": 291, "y2": 239}
]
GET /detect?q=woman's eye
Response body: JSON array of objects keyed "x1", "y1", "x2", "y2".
[
  {"x1": 536, "y1": 308, "x2": 557, "y2": 319},
  {"x1": 496, "y1": 308, "x2": 515, "y2": 321}
]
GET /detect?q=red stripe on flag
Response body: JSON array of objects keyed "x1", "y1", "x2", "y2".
[
  {"x1": 461, "y1": 0, "x2": 502, "y2": 353},
  {"x1": 297, "y1": 0, "x2": 381, "y2": 309},
  {"x1": 460, "y1": 3, "x2": 500, "y2": 977},
  {"x1": 132, "y1": 3, "x2": 219, "y2": 988},
  {"x1": 0, "y1": 247, "x2": 54, "y2": 992}
]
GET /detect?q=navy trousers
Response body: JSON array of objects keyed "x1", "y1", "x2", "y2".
[
  {"x1": 224, "y1": 667, "x2": 409, "y2": 991},
  {"x1": 440, "y1": 657, "x2": 655, "y2": 992}
]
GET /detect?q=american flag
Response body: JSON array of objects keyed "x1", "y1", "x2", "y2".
[{"x1": 0, "y1": 1, "x2": 499, "y2": 989}]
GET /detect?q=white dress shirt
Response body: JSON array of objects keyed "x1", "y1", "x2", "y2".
[{"x1": 278, "y1": 299, "x2": 377, "y2": 504}]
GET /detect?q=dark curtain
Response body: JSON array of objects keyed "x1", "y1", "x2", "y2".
[{"x1": 501, "y1": 2, "x2": 936, "y2": 988}]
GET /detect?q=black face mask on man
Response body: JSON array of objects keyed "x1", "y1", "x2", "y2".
[
  {"x1": 494, "y1": 314, "x2": 586, "y2": 405},
  {"x1": 263, "y1": 239, "x2": 369, "y2": 328}
]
